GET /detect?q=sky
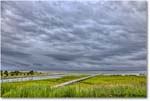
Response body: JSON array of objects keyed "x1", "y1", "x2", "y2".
[{"x1": 1, "y1": 0, "x2": 147, "y2": 71}]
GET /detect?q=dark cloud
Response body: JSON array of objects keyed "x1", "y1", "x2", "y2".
[
  {"x1": 45, "y1": 52, "x2": 82, "y2": 61},
  {"x1": 1, "y1": 1, "x2": 147, "y2": 71},
  {"x1": 2, "y1": 49, "x2": 31, "y2": 58}
]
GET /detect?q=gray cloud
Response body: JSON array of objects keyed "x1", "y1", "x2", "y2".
[
  {"x1": 45, "y1": 52, "x2": 82, "y2": 61},
  {"x1": 2, "y1": 49, "x2": 31, "y2": 58},
  {"x1": 1, "y1": 1, "x2": 147, "y2": 71}
]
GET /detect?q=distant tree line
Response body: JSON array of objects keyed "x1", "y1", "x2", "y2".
[{"x1": 1, "y1": 70, "x2": 35, "y2": 77}]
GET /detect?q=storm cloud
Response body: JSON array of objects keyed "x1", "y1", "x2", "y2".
[{"x1": 1, "y1": 0, "x2": 147, "y2": 71}]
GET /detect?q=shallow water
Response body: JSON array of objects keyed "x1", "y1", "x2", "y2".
[
  {"x1": 1, "y1": 74, "x2": 65, "y2": 82},
  {"x1": 62, "y1": 70, "x2": 146, "y2": 75},
  {"x1": 1, "y1": 70, "x2": 146, "y2": 83}
]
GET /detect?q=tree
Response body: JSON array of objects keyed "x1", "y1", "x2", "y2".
[
  {"x1": 1, "y1": 70, "x2": 3, "y2": 76},
  {"x1": 23, "y1": 73, "x2": 26, "y2": 76},
  {"x1": 11, "y1": 73, "x2": 14, "y2": 76},
  {"x1": 10, "y1": 72, "x2": 14, "y2": 76},
  {"x1": 14, "y1": 71, "x2": 20, "y2": 75},
  {"x1": 29, "y1": 70, "x2": 34, "y2": 75},
  {"x1": 27, "y1": 72, "x2": 30, "y2": 76},
  {"x1": 4, "y1": 70, "x2": 8, "y2": 76}
]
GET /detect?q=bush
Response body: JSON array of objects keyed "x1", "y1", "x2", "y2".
[{"x1": 4, "y1": 70, "x2": 8, "y2": 76}]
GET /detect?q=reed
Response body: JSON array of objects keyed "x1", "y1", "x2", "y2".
[{"x1": 1, "y1": 75, "x2": 146, "y2": 98}]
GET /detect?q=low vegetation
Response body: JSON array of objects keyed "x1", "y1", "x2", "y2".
[
  {"x1": 64, "y1": 75, "x2": 146, "y2": 98},
  {"x1": 0, "y1": 70, "x2": 63, "y2": 79},
  {"x1": 1, "y1": 75, "x2": 146, "y2": 98},
  {"x1": 1, "y1": 75, "x2": 87, "y2": 97}
]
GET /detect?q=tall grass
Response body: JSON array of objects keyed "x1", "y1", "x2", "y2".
[
  {"x1": 48, "y1": 85, "x2": 146, "y2": 98},
  {"x1": 1, "y1": 84, "x2": 146, "y2": 98},
  {"x1": 1, "y1": 75, "x2": 146, "y2": 98}
]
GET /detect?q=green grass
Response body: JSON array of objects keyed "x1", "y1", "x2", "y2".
[
  {"x1": 64, "y1": 75, "x2": 146, "y2": 98},
  {"x1": 1, "y1": 75, "x2": 146, "y2": 98},
  {"x1": 47, "y1": 85, "x2": 146, "y2": 98},
  {"x1": 73, "y1": 75, "x2": 146, "y2": 87}
]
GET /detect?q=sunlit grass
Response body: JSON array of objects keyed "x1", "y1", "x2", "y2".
[
  {"x1": 73, "y1": 75, "x2": 146, "y2": 88},
  {"x1": 1, "y1": 75, "x2": 146, "y2": 98}
]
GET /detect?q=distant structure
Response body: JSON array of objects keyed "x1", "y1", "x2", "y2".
[{"x1": 139, "y1": 73, "x2": 145, "y2": 76}]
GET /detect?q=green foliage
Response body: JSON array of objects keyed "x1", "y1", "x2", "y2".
[
  {"x1": 9, "y1": 71, "x2": 20, "y2": 76},
  {"x1": 47, "y1": 85, "x2": 146, "y2": 98},
  {"x1": 4, "y1": 71, "x2": 8, "y2": 76},
  {"x1": 1, "y1": 70, "x2": 3, "y2": 76},
  {"x1": 1, "y1": 75, "x2": 146, "y2": 98},
  {"x1": 14, "y1": 71, "x2": 20, "y2": 75},
  {"x1": 29, "y1": 70, "x2": 34, "y2": 75},
  {"x1": 1, "y1": 71, "x2": 53, "y2": 79}
]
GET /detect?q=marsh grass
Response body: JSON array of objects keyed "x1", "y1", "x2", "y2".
[
  {"x1": 48, "y1": 85, "x2": 146, "y2": 98},
  {"x1": 1, "y1": 75, "x2": 146, "y2": 98}
]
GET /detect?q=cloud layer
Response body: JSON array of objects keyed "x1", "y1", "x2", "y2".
[{"x1": 1, "y1": 1, "x2": 147, "y2": 71}]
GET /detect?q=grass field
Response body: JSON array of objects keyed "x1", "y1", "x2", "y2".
[{"x1": 1, "y1": 75, "x2": 146, "y2": 98}]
